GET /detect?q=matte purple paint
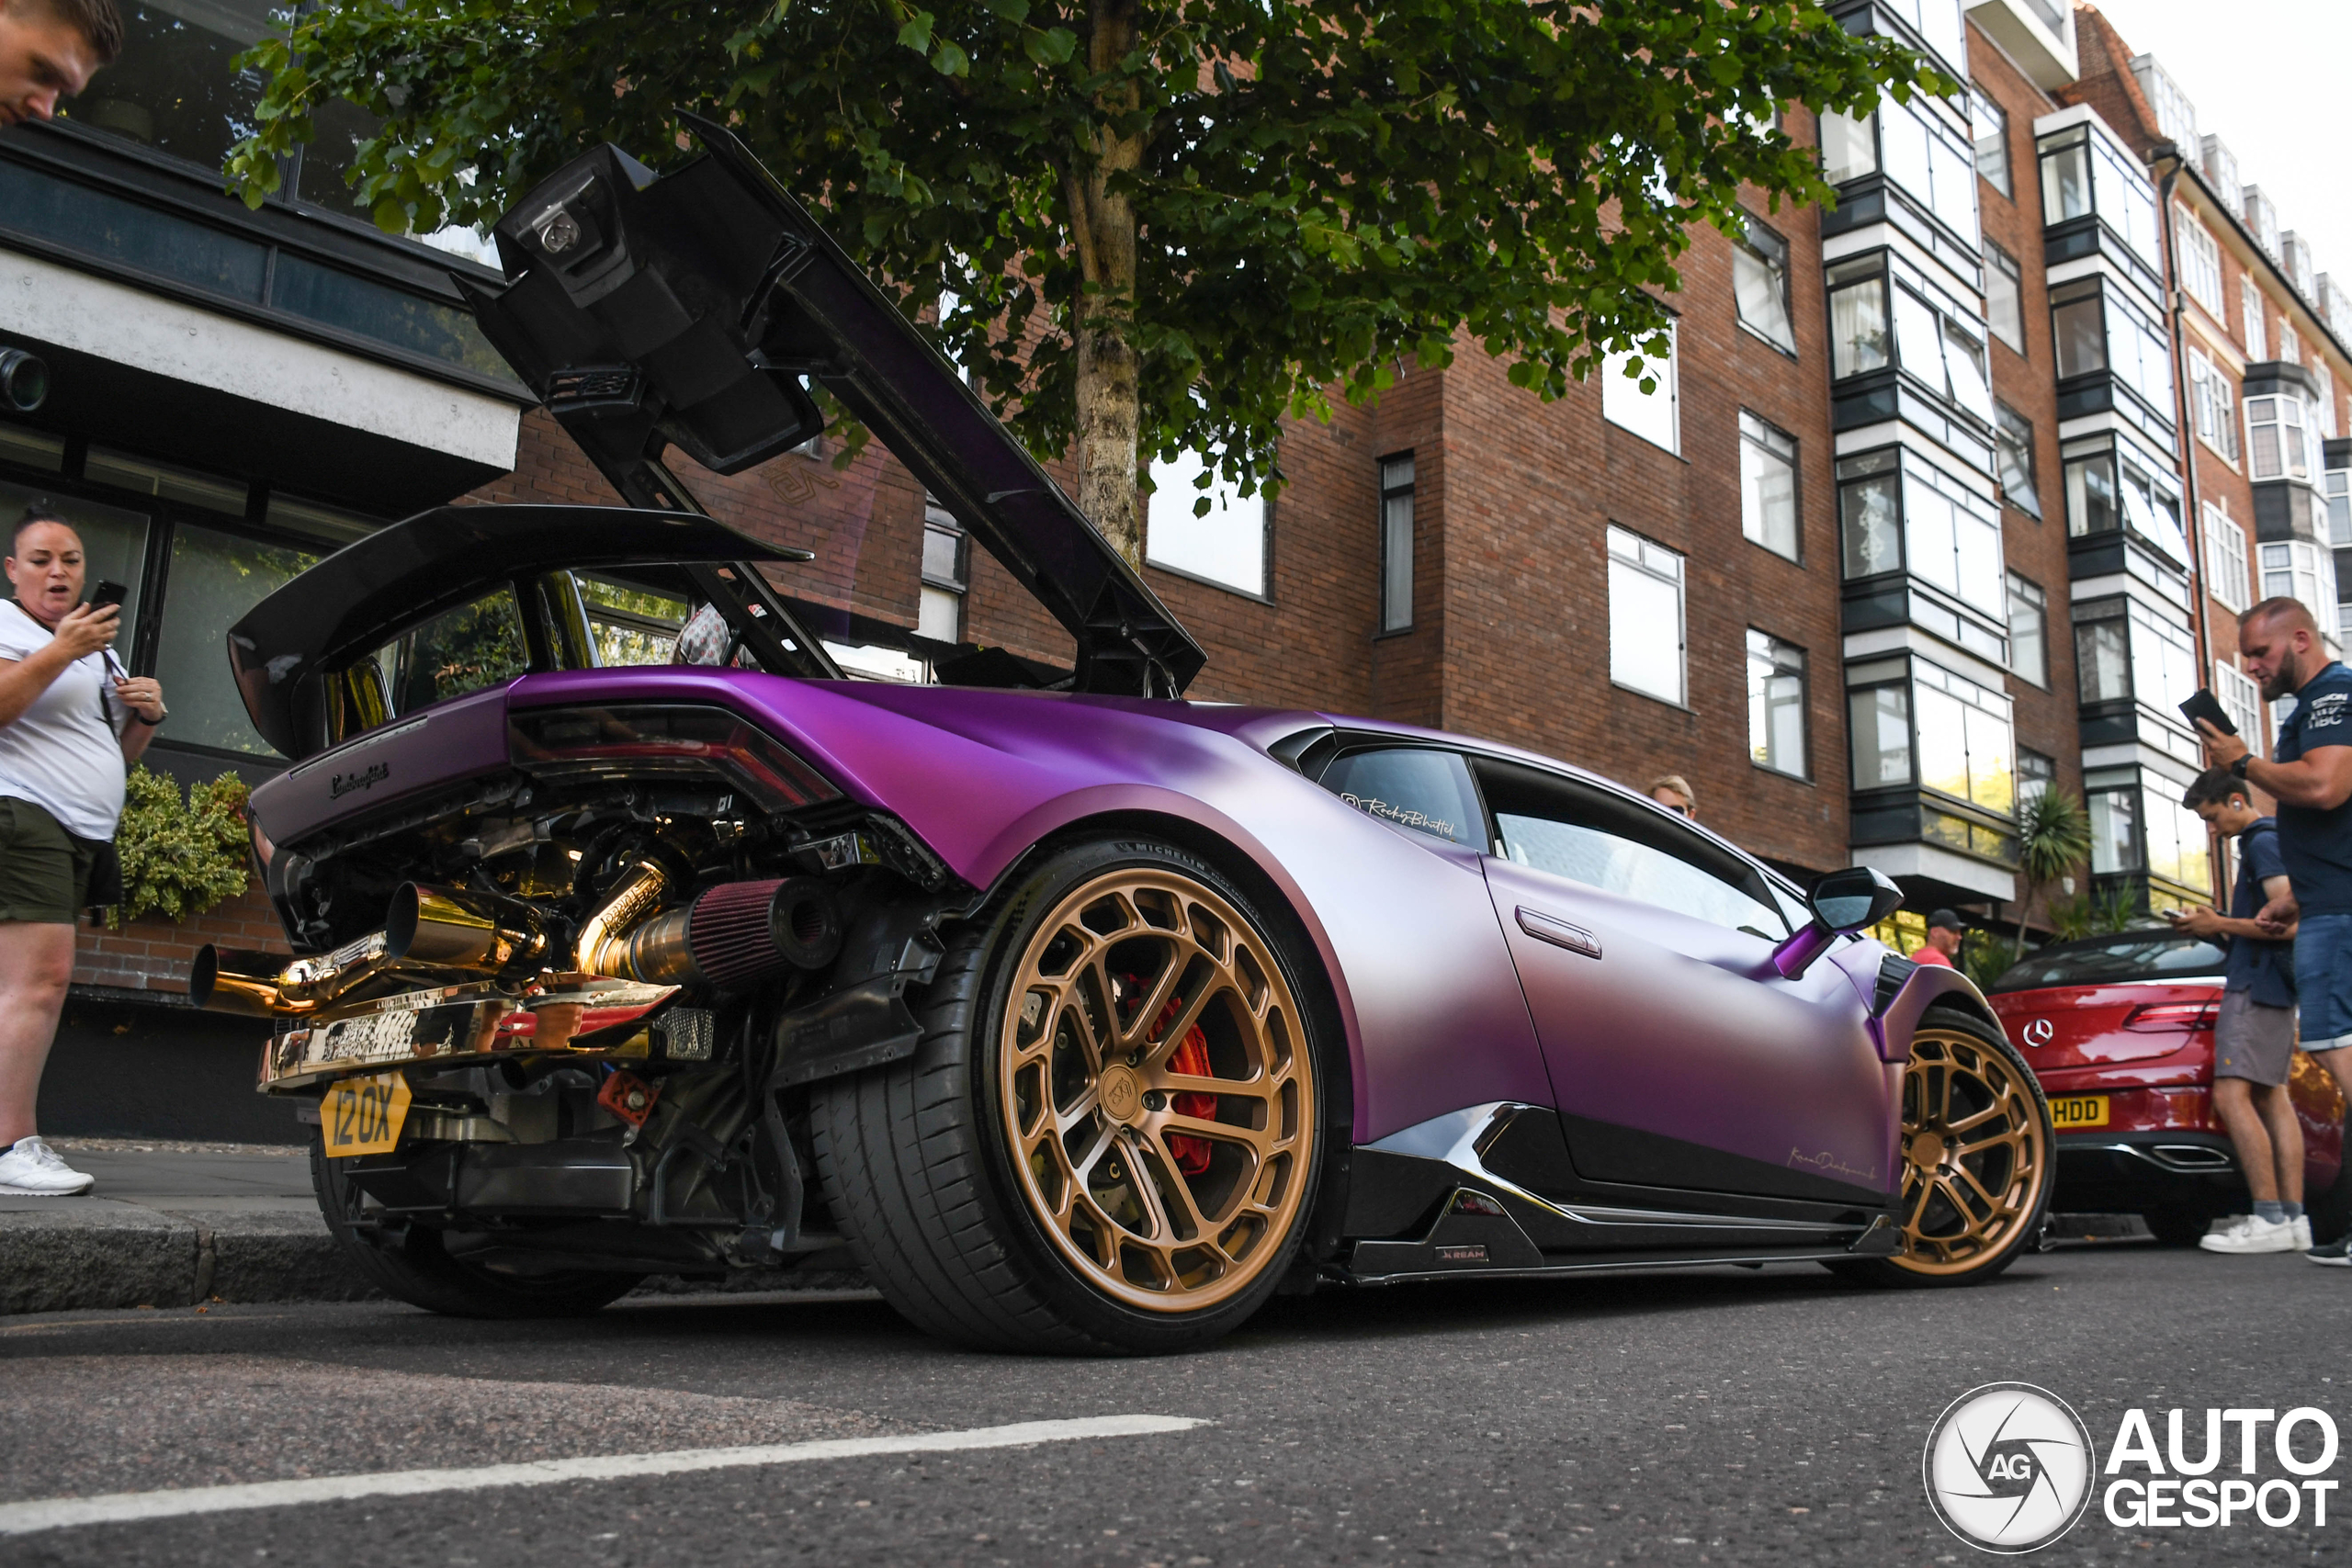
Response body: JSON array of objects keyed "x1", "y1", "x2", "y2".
[{"x1": 1482, "y1": 854, "x2": 1895, "y2": 1191}]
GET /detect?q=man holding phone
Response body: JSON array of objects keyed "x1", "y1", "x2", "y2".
[
  {"x1": 2197, "y1": 597, "x2": 2352, "y2": 1263},
  {"x1": 0, "y1": 506, "x2": 164, "y2": 1194}
]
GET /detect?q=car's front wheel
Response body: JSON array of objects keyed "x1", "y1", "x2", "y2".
[
  {"x1": 810, "y1": 834, "x2": 1329, "y2": 1354},
  {"x1": 1835, "y1": 1005, "x2": 2052, "y2": 1287}
]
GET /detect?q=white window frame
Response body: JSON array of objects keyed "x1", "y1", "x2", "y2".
[
  {"x1": 2176, "y1": 209, "x2": 2222, "y2": 314},
  {"x1": 1607, "y1": 525, "x2": 1686, "y2": 706},
  {"x1": 2242, "y1": 276, "x2": 2268, "y2": 361},
  {"x1": 1746, "y1": 628, "x2": 1809, "y2": 780},
  {"x1": 2203, "y1": 502, "x2": 2249, "y2": 614},
  {"x1": 2216, "y1": 660, "x2": 2263, "y2": 744},
  {"x1": 1601, "y1": 326, "x2": 1679, "y2": 455},
  {"x1": 2187, "y1": 348, "x2": 2239, "y2": 464},
  {"x1": 1738, "y1": 412, "x2": 1800, "y2": 561},
  {"x1": 2246, "y1": 392, "x2": 2314, "y2": 482},
  {"x1": 2261, "y1": 538, "x2": 2337, "y2": 637}
]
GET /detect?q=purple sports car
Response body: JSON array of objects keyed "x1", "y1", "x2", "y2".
[{"x1": 193, "y1": 125, "x2": 2053, "y2": 1353}]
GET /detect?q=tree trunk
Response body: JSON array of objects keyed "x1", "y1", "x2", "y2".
[{"x1": 1064, "y1": 0, "x2": 1145, "y2": 567}]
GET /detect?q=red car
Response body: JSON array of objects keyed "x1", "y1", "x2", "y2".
[{"x1": 1987, "y1": 932, "x2": 2350, "y2": 1246}]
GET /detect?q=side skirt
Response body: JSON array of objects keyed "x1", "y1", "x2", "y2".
[{"x1": 1336, "y1": 1102, "x2": 1901, "y2": 1284}]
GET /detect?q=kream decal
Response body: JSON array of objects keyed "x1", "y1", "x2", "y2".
[{"x1": 2102, "y1": 1407, "x2": 2340, "y2": 1529}]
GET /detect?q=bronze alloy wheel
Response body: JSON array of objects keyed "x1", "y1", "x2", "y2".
[
  {"x1": 1892, "y1": 1025, "x2": 2051, "y2": 1276},
  {"x1": 998, "y1": 866, "x2": 1316, "y2": 1313}
]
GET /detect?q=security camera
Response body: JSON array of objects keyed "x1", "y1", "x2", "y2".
[{"x1": 0, "y1": 348, "x2": 48, "y2": 414}]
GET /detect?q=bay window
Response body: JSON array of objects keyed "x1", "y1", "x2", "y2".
[
  {"x1": 2063, "y1": 436, "x2": 2188, "y2": 565},
  {"x1": 2087, "y1": 768, "x2": 2211, "y2": 894},
  {"x1": 2246, "y1": 392, "x2": 2314, "y2": 481},
  {"x1": 1826, "y1": 254, "x2": 1993, "y2": 425},
  {"x1": 2050, "y1": 277, "x2": 2175, "y2": 420},
  {"x1": 1838, "y1": 448, "x2": 2006, "y2": 619},
  {"x1": 2039, "y1": 122, "x2": 2162, "y2": 272},
  {"x1": 2260, "y1": 539, "x2": 2337, "y2": 634},
  {"x1": 1820, "y1": 94, "x2": 1978, "y2": 243},
  {"x1": 2325, "y1": 462, "x2": 2350, "y2": 549},
  {"x1": 1846, "y1": 656, "x2": 2014, "y2": 813}
]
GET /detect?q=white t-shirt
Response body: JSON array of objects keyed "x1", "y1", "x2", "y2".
[{"x1": 0, "y1": 600, "x2": 125, "y2": 840}]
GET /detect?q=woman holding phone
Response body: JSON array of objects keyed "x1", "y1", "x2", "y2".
[{"x1": 0, "y1": 505, "x2": 164, "y2": 1194}]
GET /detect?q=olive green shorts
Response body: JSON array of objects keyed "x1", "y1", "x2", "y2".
[{"x1": 0, "y1": 796, "x2": 97, "y2": 925}]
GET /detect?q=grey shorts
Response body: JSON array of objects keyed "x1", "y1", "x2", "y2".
[{"x1": 2214, "y1": 989, "x2": 2297, "y2": 1087}]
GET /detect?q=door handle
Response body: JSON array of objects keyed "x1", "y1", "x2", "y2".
[{"x1": 1516, "y1": 907, "x2": 1601, "y2": 959}]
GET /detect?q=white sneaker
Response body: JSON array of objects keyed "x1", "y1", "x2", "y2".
[
  {"x1": 2292, "y1": 1215, "x2": 2314, "y2": 1252},
  {"x1": 2199, "y1": 1214, "x2": 2301, "y2": 1255},
  {"x1": 0, "y1": 1135, "x2": 94, "y2": 1195}
]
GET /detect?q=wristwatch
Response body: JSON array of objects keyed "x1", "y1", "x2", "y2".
[
  {"x1": 130, "y1": 706, "x2": 166, "y2": 728},
  {"x1": 2230, "y1": 753, "x2": 2251, "y2": 780}
]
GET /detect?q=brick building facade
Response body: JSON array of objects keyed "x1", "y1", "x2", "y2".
[{"x1": 9, "y1": 0, "x2": 2352, "y2": 1025}]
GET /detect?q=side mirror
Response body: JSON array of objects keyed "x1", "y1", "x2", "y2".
[
  {"x1": 1770, "y1": 866, "x2": 1904, "y2": 979},
  {"x1": 1809, "y1": 865, "x2": 1905, "y2": 933}
]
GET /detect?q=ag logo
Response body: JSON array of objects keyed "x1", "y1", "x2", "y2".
[
  {"x1": 2021, "y1": 1018, "x2": 2053, "y2": 1046},
  {"x1": 1923, "y1": 1382, "x2": 2097, "y2": 1553}
]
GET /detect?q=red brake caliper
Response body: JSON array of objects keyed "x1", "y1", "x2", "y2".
[{"x1": 1158, "y1": 998, "x2": 1216, "y2": 1176}]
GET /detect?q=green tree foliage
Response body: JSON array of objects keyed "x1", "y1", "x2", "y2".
[
  {"x1": 226, "y1": 0, "x2": 1942, "y2": 559},
  {"x1": 112, "y1": 766, "x2": 254, "y2": 929}
]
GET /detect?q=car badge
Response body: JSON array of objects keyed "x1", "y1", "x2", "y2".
[{"x1": 2022, "y1": 1019, "x2": 2054, "y2": 1046}]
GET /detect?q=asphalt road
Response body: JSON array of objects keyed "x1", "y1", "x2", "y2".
[{"x1": 1, "y1": 1241, "x2": 2344, "y2": 1567}]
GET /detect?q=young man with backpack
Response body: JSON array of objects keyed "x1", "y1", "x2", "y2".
[{"x1": 2170, "y1": 768, "x2": 2306, "y2": 1254}]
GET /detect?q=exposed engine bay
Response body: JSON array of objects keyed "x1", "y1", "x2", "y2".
[{"x1": 195, "y1": 705, "x2": 974, "y2": 1280}]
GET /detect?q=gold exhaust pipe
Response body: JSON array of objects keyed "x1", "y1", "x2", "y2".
[
  {"x1": 189, "y1": 931, "x2": 396, "y2": 1017},
  {"x1": 386, "y1": 884, "x2": 549, "y2": 976}
]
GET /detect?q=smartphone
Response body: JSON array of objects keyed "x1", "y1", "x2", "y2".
[
  {"x1": 2178, "y1": 688, "x2": 2237, "y2": 737},
  {"x1": 87, "y1": 581, "x2": 128, "y2": 613}
]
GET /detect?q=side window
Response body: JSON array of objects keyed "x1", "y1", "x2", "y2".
[
  {"x1": 1316, "y1": 747, "x2": 1485, "y2": 849},
  {"x1": 572, "y1": 572, "x2": 691, "y2": 666},
  {"x1": 1477, "y1": 761, "x2": 1788, "y2": 939},
  {"x1": 368, "y1": 586, "x2": 531, "y2": 716}
]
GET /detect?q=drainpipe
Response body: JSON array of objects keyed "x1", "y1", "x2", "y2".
[{"x1": 2152, "y1": 141, "x2": 2223, "y2": 906}]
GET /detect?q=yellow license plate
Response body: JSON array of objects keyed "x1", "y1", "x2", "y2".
[
  {"x1": 321, "y1": 1072, "x2": 412, "y2": 1156},
  {"x1": 2049, "y1": 1095, "x2": 2109, "y2": 1129}
]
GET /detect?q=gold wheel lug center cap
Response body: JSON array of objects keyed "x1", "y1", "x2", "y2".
[
  {"x1": 1100, "y1": 1063, "x2": 1145, "y2": 1125},
  {"x1": 1909, "y1": 1131, "x2": 1948, "y2": 1168}
]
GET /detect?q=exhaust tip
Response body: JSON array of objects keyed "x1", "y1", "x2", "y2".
[
  {"x1": 189, "y1": 944, "x2": 220, "y2": 1010},
  {"x1": 383, "y1": 883, "x2": 424, "y2": 962}
]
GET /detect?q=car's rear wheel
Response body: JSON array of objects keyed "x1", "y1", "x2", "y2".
[
  {"x1": 1834, "y1": 1006, "x2": 2052, "y2": 1287},
  {"x1": 311, "y1": 1139, "x2": 641, "y2": 1318},
  {"x1": 810, "y1": 835, "x2": 1328, "y2": 1354}
]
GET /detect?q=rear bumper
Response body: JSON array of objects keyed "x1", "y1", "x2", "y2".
[{"x1": 2055, "y1": 1130, "x2": 2244, "y2": 1212}]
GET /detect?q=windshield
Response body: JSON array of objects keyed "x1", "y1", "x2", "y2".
[{"x1": 1987, "y1": 933, "x2": 2227, "y2": 993}]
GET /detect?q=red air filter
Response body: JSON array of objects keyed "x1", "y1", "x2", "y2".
[{"x1": 684, "y1": 877, "x2": 842, "y2": 988}]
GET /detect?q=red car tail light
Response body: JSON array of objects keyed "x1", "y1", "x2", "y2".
[
  {"x1": 509, "y1": 704, "x2": 840, "y2": 811},
  {"x1": 2121, "y1": 999, "x2": 2217, "y2": 1032}
]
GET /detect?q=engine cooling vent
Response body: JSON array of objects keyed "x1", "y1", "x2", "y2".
[
  {"x1": 1873, "y1": 953, "x2": 1917, "y2": 1017},
  {"x1": 685, "y1": 877, "x2": 843, "y2": 987}
]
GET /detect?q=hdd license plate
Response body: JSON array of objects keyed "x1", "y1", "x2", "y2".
[
  {"x1": 321, "y1": 1072, "x2": 412, "y2": 1156},
  {"x1": 2048, "y1": 1094, "x2": 2108, "y2": 1129}
]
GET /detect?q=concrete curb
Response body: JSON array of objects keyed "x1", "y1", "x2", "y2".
[
  {"x1": 0, "y1": 1203, "x2": 872, "y2": 1314},
  {"x1": 0, "y1": 1204, "x2": 375, "y2": 1314}
]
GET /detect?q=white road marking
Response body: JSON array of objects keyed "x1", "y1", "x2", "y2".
[{"x1": 0, "y1": 1414, "x2": 1207, "y2": 1535}]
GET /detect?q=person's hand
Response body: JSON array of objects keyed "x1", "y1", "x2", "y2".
[
  {"x1": 2168, "y1": 905, "x2": 2225, "y2": 939},
  {"x1": 111, "y1": 675, "x2": 164, "y2": 723},
  {"x1": 2198, "y1": 717, "x2": 2250, "y2": 772},
  {"x1": 51, "y1": 604, "x2": 119, "y2": 660},
  {"x1": 2256, "y1": 891, "x2": 2301, "y2": 936}
]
